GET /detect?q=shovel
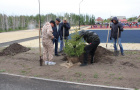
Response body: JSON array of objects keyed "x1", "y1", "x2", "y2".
[
  {"x1": 106, "y1": 23, "x2": 110, "y2": 48},
  {"x1": 114, "y1": 28, "x2": 119, "y2": 56},
  {"x1": 38, "y1": 0, "x2": 43, "y2": 66}
]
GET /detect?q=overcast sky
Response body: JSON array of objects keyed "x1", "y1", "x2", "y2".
[{"x1": 0, "y1": 0, "x2": 140, "y2": 19}]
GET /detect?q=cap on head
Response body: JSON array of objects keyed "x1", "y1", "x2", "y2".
[
  {"x1": 63, "y1": 17, "x2": 67, "y2": 21},
  {"x1": 56, "y1": 18, "x2": 61, "y2": 22}
]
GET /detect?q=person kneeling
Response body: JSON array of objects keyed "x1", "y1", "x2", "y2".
[{"x1": 78, "y1": 30, "x2": 100, "y2": 66}]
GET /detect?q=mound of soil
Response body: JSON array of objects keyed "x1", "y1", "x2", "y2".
[
  {"x1": 121, "y1": 61, "x2": 138, "y2": 68},
  {"x1": 79, "y1": 46, "x2": 114, "y2": 64},
  {"x1": 0, "y1": 43, "x2": 30, "y2": 56}
]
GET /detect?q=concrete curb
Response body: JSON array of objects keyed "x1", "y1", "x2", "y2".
[{"x1": 0, "y1": 73, "x2": 134, "y2": 90}]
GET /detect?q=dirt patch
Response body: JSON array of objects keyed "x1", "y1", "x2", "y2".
[
  {"x1": 121, "y1": 61, "x2": 138, "y2": 68},
  {"x1": 0, "y1": 48, "x2": 140, "y2": 89},
  {"x1": 0, "y1": 43, "x2": 30, "y2": 56},
  {"x1": 79, "y1": 46, "x2": 114, "y2": 64}
]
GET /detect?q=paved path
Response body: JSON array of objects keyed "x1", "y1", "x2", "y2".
[
  {"x1": 0, "y1": 36, "x2": 39, "y2": 47},
  {"x1": 0, "y1": 73, "x2": 132, "y2": 90},
  {"x1": 0, "y1": 26, "x2": 88, "y2": 47}
]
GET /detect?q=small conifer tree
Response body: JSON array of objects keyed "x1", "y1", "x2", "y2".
[{"x1": 64, "y1": 29, "x2": 85, "y2": 57}]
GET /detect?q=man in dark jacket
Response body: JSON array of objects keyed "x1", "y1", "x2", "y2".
[
  {"x1": 110, "y1": 17, "x2": 124, "y2": 56},
  {"x1": 78, "y1": 30, "x2": 100, "y2": 66},
  {"x1": 59, "y1": 18, "x2": 70, "y2": 52},
  {"x1": 50, "y1": 20, "x2": 60, "y2": 56}
]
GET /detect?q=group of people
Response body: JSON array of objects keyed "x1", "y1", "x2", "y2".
[
  {"x1": 42, "y1": 18, "x2": 70, "y2": 65},
  {"x1": 41, "y1": 17, "x2": 124, "y2": 66}
]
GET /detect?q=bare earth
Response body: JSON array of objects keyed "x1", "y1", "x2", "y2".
[{"x1": 0, "y1": 48, "x2": 140, "y2": 89}]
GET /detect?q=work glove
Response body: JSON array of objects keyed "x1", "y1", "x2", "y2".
[
  {"x1": 110, "y1": 37, "x2": 112, "y2": 40},
  {"x1": 63, "y1": 24, "x2": 66, "y2": 28}
]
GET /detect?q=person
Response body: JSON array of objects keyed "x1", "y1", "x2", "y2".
[
  {"x1": 110, "y1": 17, "x2": 124, "y2": 56},
  {"x1": 77, "y1": 30, "x2": 100, "y2": 66},
  {"x1": 136, "y1": 23, "x2": 139, "y2": 27},
  {"x1": 50, "y1": 20, "x2": 60, "y2": 56},
  {"x1": 42, "y1": 22, "x2": 56, "y2": 65},
  {"x1": 59, "y1": 18, "x2": 70, "y2": 52}
]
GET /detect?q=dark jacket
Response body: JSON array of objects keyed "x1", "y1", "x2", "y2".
[
  {"x1": 110, "y1": 17, "x2": 124, "y2": 39},
  {"x1": 52, "y1": 26, "x2": 59, "y2": 39},
  {"x1": 59, "y1": 22, "x2": 70, "y2": 40},
  {"x1": 80, "y1": 31, "x2": 100, "y2": 43}
]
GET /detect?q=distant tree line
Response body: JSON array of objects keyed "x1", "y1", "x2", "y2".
[{"x1": 0, "y1": 13, "x2": 95, "y2": 32}]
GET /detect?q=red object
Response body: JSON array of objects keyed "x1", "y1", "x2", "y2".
[
  {"x1": 96, "y1": 17, "x2": 103, "y2": 22},
  {"x1": 119, "y1": 19, "x2": 127, "y2": 22}
]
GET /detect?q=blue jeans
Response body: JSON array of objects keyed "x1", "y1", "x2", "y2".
[
  {"x1": 53, "y1": 38, "x2": 58, "y2": 55},
  {"x1": 113, "y1": 38, "x2": 124, "y2": 54},
  {"x1": 60, "y1": 36, "x2": 68, "y2": 52}
]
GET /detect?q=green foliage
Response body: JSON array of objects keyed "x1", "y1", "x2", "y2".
[
  {"x1": 138, "y1": 19, "x2": 140, "y2": 22},
  {"x1": 0, "y1": 69, "x2": 6, "y2": 72},
  {"x1": 0, "y1": 13, "x2": 95, "y2": 32},
  {"x1": 127, "y1": 17, "x2": 137, "y2": 22},
  {"x1": 93, "y1": 73, "x2": 99, "y2": 78},
  {"x1": 64, "y1": 29, "x2": 85, "y2": 57}
]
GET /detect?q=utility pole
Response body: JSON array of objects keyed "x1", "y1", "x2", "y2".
[{"x1": 79, "y1": 0, "x2": 83, "y2": 30}]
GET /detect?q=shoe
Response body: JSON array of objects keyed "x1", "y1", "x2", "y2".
[
  {"x1": 55, "y1": 54, "x2": 60, "y2": 56},
  {"x1": 80, "y1": 63, "x2": 87, "y2": 66},
  {"x1": 48, "y1": 61, "x2": 56, "y2": 65},
  {"x1": 114, "y1": 51, "x2": 119, "y2": 56},
  {"x1": 121, "y1": 53, "x2": 125, "y2": 56},
  {"x1": 45, "y1": 61, "x2": 49, "y2": 65},
  {"x1": 59, "y1": 51, "x2": 63, "y2": 53}
]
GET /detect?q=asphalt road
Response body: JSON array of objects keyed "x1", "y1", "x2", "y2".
[
  {"x1": 0, "y1": 30, "x2": 140, "y2": 47},
  {"x1": 0, "y1": 74, "x2": 132, "y2": 90}
]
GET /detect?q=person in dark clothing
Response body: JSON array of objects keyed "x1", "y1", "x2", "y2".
[
  {"x1": 50, "y1": 20, "x2": 60, "y2": 56},
  {"x1": 59, "y1": 18, "x2": 71, "y2": 52},
  {"x1": 110, "y1": 17, "x2": 124, "y2": 56},
  {"x1": 77, "y1": 30, "x2": 100, "y2": 66}
]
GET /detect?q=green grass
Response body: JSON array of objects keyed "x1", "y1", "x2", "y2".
[
  {"x1": 0, "y1": 69, "x2": 6, "y2": 72},
  {"x1": 74, "y1": 72, "x2": 83, "y2": 77},
  {"x1": 93, "y1": 73, "x2": 99, "y2": 78},
  {"x1": 114, "y1": 76, "x2": 123, "y2": 80},
  {"x1": 21, "y1": 70, "x2": 27, "y2": 75},
  {"x1": 109, "y1": 73, "x2": 115, "y2": 77},
  {"x1": 34, "y1": 75, "x2": 40, "y2": 77},
  {"x1": 125, "y1": 51, "x2": 137, "y2": 55}
]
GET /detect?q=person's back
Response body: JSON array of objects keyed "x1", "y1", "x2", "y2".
[
  {"x1": 42, "y1": 22, "x2": 53, "y2": 39},
  {"x1": 81, "y1": 31, "x2": 100, "y2": 43},
  {"x1": 78, "y1": 30, "x2": 100, "y2": 66}
]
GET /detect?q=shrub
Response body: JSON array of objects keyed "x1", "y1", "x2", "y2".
[{"x1": 64, "y1": 29, "x2": 85, "y2": 57}]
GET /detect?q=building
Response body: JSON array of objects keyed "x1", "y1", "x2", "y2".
[
  {"x1": 110, "y1": 16, "x2": 127, "y2": 23},
  {"x1": 95, "y1": 17, "x2": 103, "y2": 24}
]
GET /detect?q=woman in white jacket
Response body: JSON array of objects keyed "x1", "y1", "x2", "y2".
[{"x1": 42, "y1": 22, "x2": 56, "y2": 65}]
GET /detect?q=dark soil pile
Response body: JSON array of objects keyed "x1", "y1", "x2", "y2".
[
  {"x1": 121, "y1": 61, "x2": 138, "y2": 68},
  {"x1": 79, "y1": 46, "x2": 115, "y2": 64},
  {"x1": 0, "y1": 43, "x2": 30, "y2": 56}
]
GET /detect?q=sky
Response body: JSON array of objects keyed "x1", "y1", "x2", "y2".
[{"x1": 0, "y1": 0, "x2": 140, "y2": 19}]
